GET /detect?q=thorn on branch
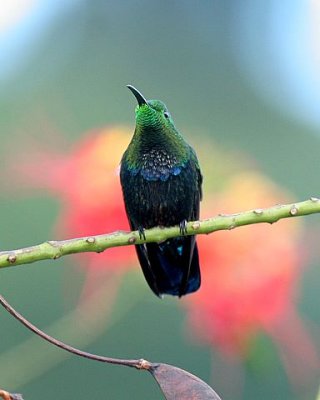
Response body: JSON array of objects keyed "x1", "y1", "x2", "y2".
[
  {"x1": 7, "y1": 254, "x2": 16, "y2": 264},
  {"x1": 192, "y1": 222, "x2": 201, "y2": 230},
  {"x1": 228, "y1": 218, "x2": 236, "y2": 230},
  {"x1": 86, "y1": 237, "x2": 96, "y2": 244},
  {"x1": 290, "y1": 205, "x2": 298, "y2": 216},
  {"x1": 135, "y1": 358, "x2": 152, "y2": 370},
  {"x1": 253, "y1": 208, "x2": 263, "y2": 215}
]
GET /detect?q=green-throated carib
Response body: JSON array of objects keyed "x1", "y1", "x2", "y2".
[{"x1": 120, "y1": 85, "x2": 203, "y2": 297}]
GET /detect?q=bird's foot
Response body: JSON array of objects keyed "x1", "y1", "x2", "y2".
[
  {"x1": 179, "y1": 220, "x2": 188, "y2": 235},
  {"x1": 138, "y1": 226, "x2": 146, "y2": 240}
]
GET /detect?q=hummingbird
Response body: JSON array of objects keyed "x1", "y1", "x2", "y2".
[{"x1": 120, "y1": 85, "x2": 203, "y2": 297}]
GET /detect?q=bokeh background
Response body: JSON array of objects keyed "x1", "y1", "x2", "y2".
[{"x1": 0, "y1": 1, "x2": 320, "y2": 399}]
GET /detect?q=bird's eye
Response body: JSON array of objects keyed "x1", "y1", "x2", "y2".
[{"x1": 164, "y1": 111, "x2": 170, "y2": 119}]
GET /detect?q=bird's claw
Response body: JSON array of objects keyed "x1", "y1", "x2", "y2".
[
  {"x1": 138, "y1": 226, "x2": 146, "y2": 240},
  {"x1": 179, "y1": 220, "x2": 188, "y2": 235}
]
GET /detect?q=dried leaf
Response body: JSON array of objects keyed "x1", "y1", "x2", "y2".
[
  {"x1": 9, "y1": 395, "x2": 23, "y2": 400},
  {"x1": 149, "y1": 363, "x2": 222, "y2": 400},
  {"x1": 0, "y1": 390, "x2": 24, "y2": 400}
]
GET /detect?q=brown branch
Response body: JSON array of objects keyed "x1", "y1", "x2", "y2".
[
  {"x1": 0, "y1": 293, "x2": 150, "y2": 371},
  {"x1": 0, "y1": 293, "x2": 222, "y2": 399}
]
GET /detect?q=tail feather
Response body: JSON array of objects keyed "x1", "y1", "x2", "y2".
[{"x1": 135, "y1": 237, "x2": 201, "y2": 297}]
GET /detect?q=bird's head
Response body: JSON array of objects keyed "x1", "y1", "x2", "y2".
[{"x1": 127, "y1": 85, "x2": 175, "y2": 129}]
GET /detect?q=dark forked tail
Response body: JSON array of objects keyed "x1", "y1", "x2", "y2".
[{"x1": 135, "y1": 236, "x2": 201, "y2": 297}]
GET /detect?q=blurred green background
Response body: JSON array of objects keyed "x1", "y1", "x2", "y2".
[{"x1": 0, "y1": 1, "x2": 320, "y2": 399}]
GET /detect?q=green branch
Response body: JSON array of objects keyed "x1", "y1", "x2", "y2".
[{"x1": 1, "y1": 197, "x2": 320, "y2": 269}]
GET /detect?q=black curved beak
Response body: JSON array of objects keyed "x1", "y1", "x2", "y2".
[{"x1": 126, "y1": 85, "x2": 148, "y2": 106}]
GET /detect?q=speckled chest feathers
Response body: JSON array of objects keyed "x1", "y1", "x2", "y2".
[
  {"x1": 120, "y1": 143, "x2": 200, "y2": 229},
  {"x1": 139, "y1": 147, "x2": 182, "y2": 181}
]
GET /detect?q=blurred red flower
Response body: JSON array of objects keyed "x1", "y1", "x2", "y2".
[
  {"x1": 11, "y1": 127, "x2": 135, "y2": 271},
  {"x1": 184, "y1": 172, "x2": 319, "y2": 386}
]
